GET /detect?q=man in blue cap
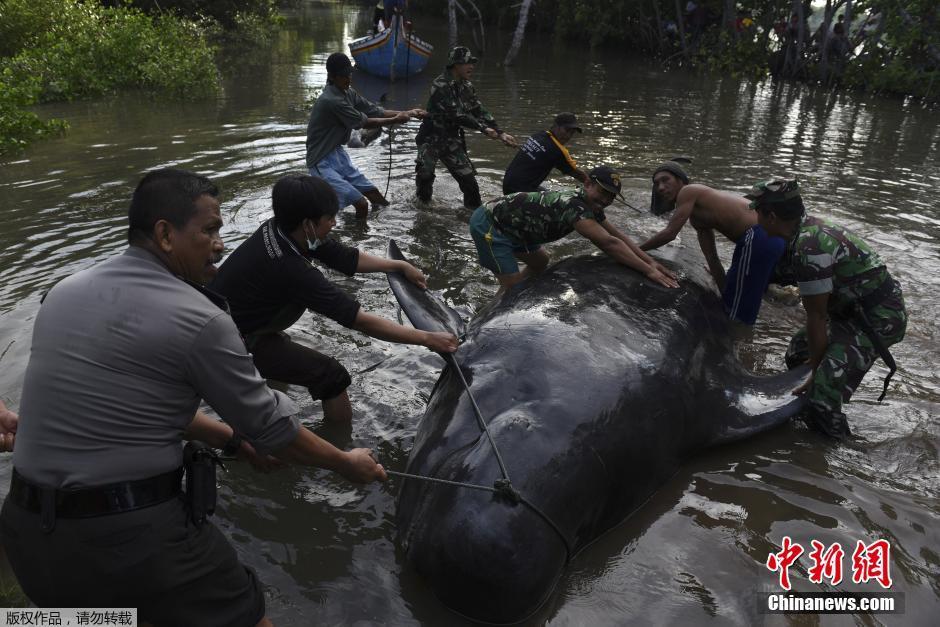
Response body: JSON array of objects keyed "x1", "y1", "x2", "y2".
[{"x1": 306, "y1": 52, "x2": 427, "y2": 220}]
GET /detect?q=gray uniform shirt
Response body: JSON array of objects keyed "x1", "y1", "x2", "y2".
[
  {"x1": 13, "y1": 246, "x2": 300, "y2": 489},
  {"x1": 305, "y1": 83, "x2": 384, "y2": 168}
]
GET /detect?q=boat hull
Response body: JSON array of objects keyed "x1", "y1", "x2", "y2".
[{"x1": 349, "y1": 16, "x2": 432, "y2": 79}]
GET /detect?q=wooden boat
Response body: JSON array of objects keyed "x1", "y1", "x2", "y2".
[{"x1": 348, "y1": 14, "x2": 433, "y2": 80}]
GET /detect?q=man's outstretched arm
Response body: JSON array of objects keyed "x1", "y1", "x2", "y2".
[
  {"x1": 698, "y1": 227, "x2": 726, "y2": 291},
  {"x1": 640, "y1": 187, "x2": 696, "y2": 250}
]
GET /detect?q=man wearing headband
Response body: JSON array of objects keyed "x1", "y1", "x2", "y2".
[
  {"x1": 470, "y1": 165, "x2": 678, "y2": 294},
  {"x1": 641, "y1": 162, "x2": 785, "y2": 325},
  {"x1": 752, "y1": 179, "x2": 907, "y2": 439},
  {"x1": 502, "y1": 112, "x2": 588, "y2": 195}
]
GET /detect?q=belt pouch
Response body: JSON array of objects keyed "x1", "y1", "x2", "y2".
[{"x1": 183, "y1": 441, "x2": 219, "y2": 527}]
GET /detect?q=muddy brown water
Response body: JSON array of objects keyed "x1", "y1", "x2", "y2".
[{"x1": 1, "y1": 2, "x2": 938, "y2": 624}]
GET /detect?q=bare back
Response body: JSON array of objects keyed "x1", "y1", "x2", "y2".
[{"x1": 681, "y1": 184, "x2": 756, "y2": 243}]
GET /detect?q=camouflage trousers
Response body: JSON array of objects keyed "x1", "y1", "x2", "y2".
[
  {"x1": 415, "y1": 138, "x2": 481, "y2": 208},
  {"x1": 785, "y1": 281, "x2": 907, "y2": 438}
]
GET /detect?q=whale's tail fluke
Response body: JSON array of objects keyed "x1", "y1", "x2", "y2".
[{"x1": 386, "y1": 240, "x2": 465, "y2": 339}]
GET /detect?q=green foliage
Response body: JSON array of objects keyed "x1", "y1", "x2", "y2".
[
  {"x1": 0, "y1": 66, "x2": 68, "y2": 155},
  {"x1": 211, "y1": 9, "x2": 282, "y2": 49},
  {"x1": 1, "y1": 0, "x2": 220, "y2": 102},
  {"x1": 0, "y1": 0, "x2": 225, "y2": 155},
  {"x1": 691, "y1": 30, "x2": 770, "y2": 82},
  {"x1": 111, "y1": 0, "x2": 279, "y2": 29}
]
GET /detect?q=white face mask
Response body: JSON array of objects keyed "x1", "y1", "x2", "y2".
[{"x1": 305, "y1": 221, "x2": 322, "y2": 252}]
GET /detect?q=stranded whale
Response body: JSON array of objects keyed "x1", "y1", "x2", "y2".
[{"x1": 386, "y1": 240, "x2": 807, "y2": 623}]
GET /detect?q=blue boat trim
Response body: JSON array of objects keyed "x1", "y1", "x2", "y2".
[{"x1": 349, "y1": 15, "x2": 433, "y2": 80}]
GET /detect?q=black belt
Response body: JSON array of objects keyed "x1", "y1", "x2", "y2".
[
  {"x1": 9, "y1": 467, "x2": 183, "y2": 531},
  {"x1": 834, "y1": 275, "x2": 901, "y2": 402},
  {"x1": 856, "y1": 274, "x2": 899, "y2": 312}
]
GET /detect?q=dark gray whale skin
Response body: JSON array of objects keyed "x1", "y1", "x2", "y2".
[{"x1": 386, "y1": 241, "x2": 807, "y2": 624}]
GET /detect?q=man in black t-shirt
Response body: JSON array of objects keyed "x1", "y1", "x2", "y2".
[
  {"x1": 502, "y1": 112, "x2": 588, "y2": 195},
  {"x1": 211, "y1": 174, "x2": 458, "y2": 423}
]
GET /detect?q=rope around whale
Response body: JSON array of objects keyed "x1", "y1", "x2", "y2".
[{"x1": 384, "y1": 351, "x2": 575, "y2": 563}]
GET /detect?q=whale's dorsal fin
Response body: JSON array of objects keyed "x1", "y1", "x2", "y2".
[{"x1": 386, "y1": 240, "x2": 466, "y2": 339}]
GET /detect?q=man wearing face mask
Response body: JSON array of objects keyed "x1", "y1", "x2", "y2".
[
  {"x1": 211, "y1": 174, "x2": 458, "y2": 424},
  {"x1": 2, "y1": 169, "x2": 386, "y2": 626}
]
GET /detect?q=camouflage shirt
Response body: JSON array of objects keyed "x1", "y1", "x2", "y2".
[
  {"x1": 787, "y1": 215, "x2": 888, "y2": 313},
  {"x1": 418, "y1": 71, "x2": 498, "y2": 143},
  {"x1": 486, "y1": 189, "x2": 605, "y2": 246}
]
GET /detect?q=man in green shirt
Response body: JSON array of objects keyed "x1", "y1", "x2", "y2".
[
  {"x1": 469, "y1": 165, "x2": 679, "y2": 293},
  {"x1": 306, "y1": 52, "x2": 425, "y2": 220},
  {"x1": 751, "y1": 179, "x2": 907, "y2": 439}
]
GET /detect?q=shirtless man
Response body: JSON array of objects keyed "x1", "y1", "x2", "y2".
[{"x1": 640, "y1": 161, "x2": 785, "y2": 325}]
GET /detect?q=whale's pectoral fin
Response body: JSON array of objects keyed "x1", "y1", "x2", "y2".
[
  {"x1": 386, "y1": 240, "x2": 466, "y2": 340},
  {"x1": 705, "y1": 364, "x2": 813, "y2": 447}
]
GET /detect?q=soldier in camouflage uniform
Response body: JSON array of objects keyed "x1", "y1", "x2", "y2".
[
  {"x1": 415, "y1": 46, "x2": 517, "y2": 208},
  {"x1": 751, "y1": 179, "x2": 907, "y2": 439},
  {"x1": 469, "y1": 165, "x2": 679, "y2": 294}
]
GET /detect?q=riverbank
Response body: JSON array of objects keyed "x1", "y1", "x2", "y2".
[{"x1": 0, "y1": 0, "x2": 282, "y2": 156}]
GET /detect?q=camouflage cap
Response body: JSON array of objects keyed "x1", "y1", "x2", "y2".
[
  {"x1": 447, "y1": 46, "x2": 478, "y2": 67},
  {"x1": 745, "y1": 178, "x2": 801, "y2": 209}
]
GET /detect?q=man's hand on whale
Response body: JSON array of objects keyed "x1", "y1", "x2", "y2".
[
  {"x1": 353, "y1": 256, "x2": 458, "y2": 353},
  {"x1": 400, "y1": 262, "x2": 429, "y2": 289},
  {"x1": 574, "y1": 218, "x2": 680, "y2": 288}
]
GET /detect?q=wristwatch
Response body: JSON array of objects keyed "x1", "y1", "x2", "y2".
[{"x1": 221, "y1": 432, "x2": 244, "y2": 457}]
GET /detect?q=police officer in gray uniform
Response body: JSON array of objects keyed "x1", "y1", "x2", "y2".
[{"x1": 0, "y1": 169, "x2": 385, "y2": 627}]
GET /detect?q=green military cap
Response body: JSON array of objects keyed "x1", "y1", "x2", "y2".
[
  {"x1": 447, "y1": 46, "x2": 478, "y2": 67},
  {"x1": 745, "y1": 178, "x2": 801, "y2": 209}
]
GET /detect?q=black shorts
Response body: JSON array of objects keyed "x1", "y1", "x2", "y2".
[
  {"x1": 248, "y1": 331, "x2": 351, "y2": 401},
  {"x1": 0, "y1": 496, "x2": 264, "y2": 627}
]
